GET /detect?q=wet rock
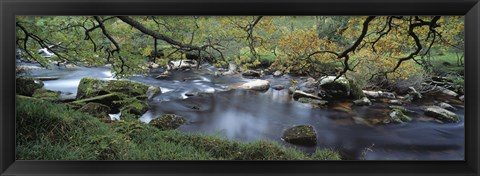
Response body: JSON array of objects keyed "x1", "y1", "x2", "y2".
[
  {"x1": 353, "y1": 97, "x2": 372, "y2": 106},
  {"x1": 407, "y1": 87, "x2": 422, "y2": 101},
  {"x1": 32, "y1": 89, "x2": 61, "y2": 101},
  {"x1": 273, "y1": 70, "x2": 283, "y2": 77},
  {"x1": 146, "y1": 86, "x2": 161, "y2": 100},
  {"x1": 388, "y1": 99, "x2": 403, "y2": 105},
  {"x1": 282, "y1": 125, "x2": 317, "y2": 146},
  {"x1": 149, "y1": 114, "x2": 187, "y2": 130},
  {"x1": 318, "y1": 76, "x2": 364, "y2": 100},
  {"x1": 424, "y1": 106, "x2": 459, "y2": 122},
  {"x1": 272, "y1": 85, "x2": 285, "y2": 90},
  {"x1": 438, "y1": 102, "x2": 456, "y2": 111},
  {"x1": 155, "y1": 71, "x2": 171, "y2": 79},
  {"x1": 230, "y1": 79, "x2": 270, "y2": 91},
  {"x1": 242, "y1": 70, "x2": 261, "y2": 78},
  {"x1": 168, "y1": 59, "x2": 198, "y2": 70},
  {"x1": 437, "y1": 86, "x2": 458, "y2": 97},
  {"x1": 120, "y1": 98, "x2": 149, "y2": 116},
  {"x1": 298, "y1": 97, "x2": 328, "y2": 106},
  {"x1": 293, "y1": 90, "x2": 322, "y2": 100},
  {"x1": 76, "y1": 77, "x2": 149, "y2": 100},
  {"x1": 459, "y1": 95, "x2": 465, "y2": 102},
  {"x1": 79, "y1": 102, "x2": 111, "y2": 119},
  {"x1": 16, "y1": 77, "x2": 44, "y2": 96},
  {"x1": 363, "y1": 90, "x2": 396, "y2": 99},
  {"x1": 389, "y1": 109, "x2": 412, "y2": 123}
]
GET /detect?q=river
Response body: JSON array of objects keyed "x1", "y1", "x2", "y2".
[{"x1": 20, "y1": 63, "x2": 465, "y2": 160}]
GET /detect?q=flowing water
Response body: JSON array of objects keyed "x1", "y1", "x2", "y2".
[{"x1": 22, "y1": 64, "x2": 465, "y2": 160}]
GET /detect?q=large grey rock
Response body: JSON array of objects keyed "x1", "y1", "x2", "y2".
[
  {"x1": 230, "y1": 79, "x2": 270, "y2": 91},
  {"x1": 272, "y1": 85, "x2": 285, "y2": 90},
  {"x1": 282, "y1": 125, "x2": 317, "y2": 146},
  {"x1": 437, "y1": 86, "x2": 458, "y2": 97},
  {"x1": 424, "y1": 106, "x2": 459, "y2": 122},
  {"x1": 319, "y1": 76, "x2": 365, "y2": 100}
]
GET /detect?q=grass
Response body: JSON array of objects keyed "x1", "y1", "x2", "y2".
[{"x1": 16, "y1": 95, "x2": 341, "y2": 160}]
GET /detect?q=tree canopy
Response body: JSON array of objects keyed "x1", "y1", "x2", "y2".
[{"x1": 16, "y1": 16, "x2": 464, "y2": 83}]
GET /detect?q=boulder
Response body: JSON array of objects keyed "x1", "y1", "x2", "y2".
[
  {"x1": 293, "y1": 90, "x2": 322, "y2": 100},
  {"x1": 459, "y1": 95, "x2": 465, "y2": 102},
  {"x1": 76, "y1": 77, "x2": 150, "y2": 100},
  {"x1": 438, "y1": 102, "x2": 456, "y2": 111},
  {"x1": 353, "y1": 97, "x2": 372, "y2": 106},
  {"x1": 272, "y1": 85, "x2": 285, "y2": 90},
  {"x1": 149, "y1": 114, "x2": 187, "y2": 130},
  {"x1": 146, "y1": 86, "x2": 162, "y2": 100},
  {"x1": 230, "y1": 79, "x2": 270, "y2": 91},
  {"x1": 318, "y1": 76, "x2": 365, "y2": 100},
  {"x1": 282, "y1": 125, "x2": 317, "y2": 146},
  {"x1": 273, "y1": 70, "x2": 283, "y2": 77},
  {"x1": 242, "y1": 70, "x2": 261, "y2": 78},
  {"x1": 424, "y1": 106, "x2": 459, "y2": 122},
  {"x1": 16, "y1": 77, "x2": 44, "y2": 96},
  {"x1": 288, "y1": 86, "x2": 297, "y2": 94},
  {"x1": 79, "y1": 102, "x2": 111, "y2": 119},
  {"x1": 32, "y1": 89, "x2": 61, "y2": 101},
  {"x1": 363, "y1": 90, "x2": 396, "y2": 99}
]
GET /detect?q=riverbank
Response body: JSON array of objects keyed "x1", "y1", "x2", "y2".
[{"x1": 16, "y1": 95, "x2": 341, "y2": 160}]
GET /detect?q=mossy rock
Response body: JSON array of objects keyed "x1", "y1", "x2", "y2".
[
  {"x1": 118, "y1": 98, "x2": 149, "y2": 116},
  {"x1": 424, "y1": 106, "x2": 459, "y2": 122},
  {"x1": 16, "y1": 77, "x2": 44, "y2": 96},
  {"x1": 282, "y1": 125, "x2": 317, "y2": 146},
  {"x1": 72, "y1": 92, "x2": 126, "y2": 110},
  {"x1": 348, "y1": 79, "x2": 365, "y2": 99},
  {"x1": 389, "y1": 109, "x2": 412, "y2": 123},
  {"x1": 319, "y1": 76, "x2": 351, "y2": 100},
  {"x1": 149, "y1": 114, "x2": 187, "y2": 130},
  {"x1": 32, "y1": 89, "x2": 60, "y2": 101},
  {"x1": 76, "y1": 77, "x2": 150, "y2": 100},
  {"x1": 79, "y1": 102, "x2": 111, "y2": 119}
]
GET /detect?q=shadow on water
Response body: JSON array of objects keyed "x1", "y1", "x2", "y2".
[{"x1": 26, "y1": 64, "x2": 465, "y2": 160}]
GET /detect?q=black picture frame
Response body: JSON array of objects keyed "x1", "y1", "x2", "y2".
[{"x1": 1, "y1": 0, "x2": 479, "y2": 175}]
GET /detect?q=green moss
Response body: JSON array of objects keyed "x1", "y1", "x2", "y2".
[
  {"x1": 116, "y1": 98, "x2": 149, "y2": 116},
  {"x1": 32, "y1": 89, "x2": 61, "y2": 101},
  {"x1": 389, "y1": 109, "x2": 412, "y2": 123},
  {"x1": 72, "y1": 92, "x2": 126, "y2": 109},
  {"x1": 16, "y1": 77, "x2": 44, "y2": 96},
  {"x1": 348, "y1": 79, "x2": 365, "y2": 99},
  {"x1": 76, "y1": 77, "x2": 149, "y2": 100},
  {"x1": 79, "y1": 102, "x2": 111, "y2": 119},
  {"x1": 149, "y1": 114, "x2": 187, "y2": 130}
]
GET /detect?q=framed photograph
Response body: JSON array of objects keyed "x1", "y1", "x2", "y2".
[{"x1": 1, "y1": 0, "x2": 479, "y2": 175}]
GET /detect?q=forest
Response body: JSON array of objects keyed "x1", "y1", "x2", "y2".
[{"x1": 15, "y1": 16, "x2": 465, "y2": 160}]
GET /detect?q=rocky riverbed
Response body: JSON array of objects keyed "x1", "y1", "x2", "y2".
[{"x1": 16, "y1": 62, "x2": 465, "y2": 160}]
